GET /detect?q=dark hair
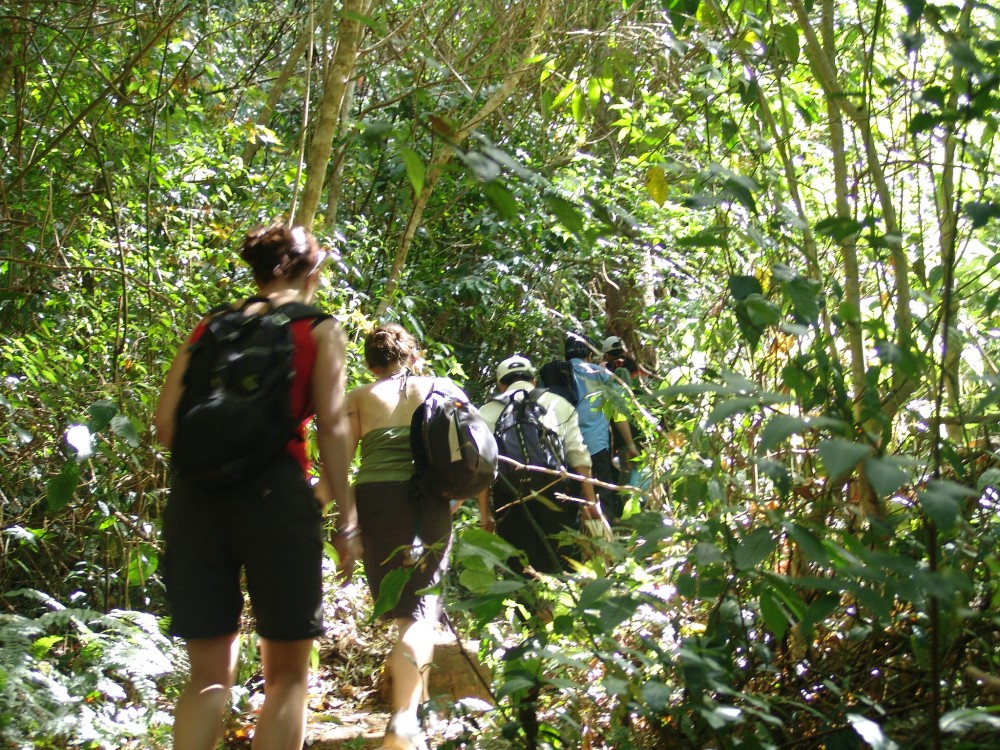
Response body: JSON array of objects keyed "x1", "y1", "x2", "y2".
[
  {"x1": 240, "y1": 223, "x2": 322, "y2": 285},
  {"x1": 565, "y1": 331, "x2": 594, "y2": 360},
  {"x1": 365, "y1": 323, "x2": 418, "y2": 370},
  {"x1": 499, "y1": 371, "x2": 531, "y2": 388}
]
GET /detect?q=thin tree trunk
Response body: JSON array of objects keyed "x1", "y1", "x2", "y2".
[
  {"x1": 242, "y1": 0, "x2": 335, "y2": 167},
  {"x1": 788, "y1": 0, "x2": 915, "y2": 423},
  {"x1": 323, "y1": 75, "x2": 359, "y2": 229},
  {"x1": 375, "y1": 0, "x2": 552, "y2": 317},
  {"x1": 294, "y1": 0, "x2": 374, "y2": 229}
]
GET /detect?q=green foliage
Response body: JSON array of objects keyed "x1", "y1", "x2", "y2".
[{"x1": 0, "y1": 591, "x2": 182, "y2": 749}]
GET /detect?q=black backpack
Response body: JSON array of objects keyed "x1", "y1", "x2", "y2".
[
  {"x1": 538, "y1": 361, "x2": 580, "y2": 407},
  {"x1": 411, "y1": 380, "x2": 499, "y2": 501},
  {"x1": 491, "y1": 388, "x2": 572, "y2": 516},
  {"x1": 171, "y1": 297, "x2": 328, "y2": 487}
]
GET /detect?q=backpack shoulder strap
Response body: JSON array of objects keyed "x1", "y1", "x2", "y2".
[{"x1": 527, "y1": 387, "x2": 547, "y2": 402}]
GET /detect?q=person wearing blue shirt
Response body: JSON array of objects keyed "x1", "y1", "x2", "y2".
[{"x1": 564, "y1": 332, "x2": 638, "y2": 519}]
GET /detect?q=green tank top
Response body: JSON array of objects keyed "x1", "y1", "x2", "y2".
[{"x1": 355, "y1": 426, "x2": 414, "y2": 484}]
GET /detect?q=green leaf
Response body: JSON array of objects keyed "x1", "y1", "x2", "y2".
[
  {"x1": 963, "y1": 201, "x2": 1000, "y2": 229},
  {"x1": 88, "y1": 399, "x2": 117, "y2": 432},
  {"x1": 815, "y1": 216, "x2": 863, "y2": 242},
  {"x1": 46, "y1": 461, "x2": 80, "y2": 512},
  {"x1": 863, "y1": 456, "x2": 911, "y2": 498},
  {"x1": 919, "y1": 480, "x2": 975, "y2": 530},
  {"x1": 111, "y1": 414, "x2": 141, "y2": 447},
  {"x1": 640, "y1": 680, "x2": 671, "y2": 712},
  {"x1": 723, "y1": 177, "x2": 757, "y2": 213},
  {"x1": 707, "y1": 396, "x2": 758, "y2": 426},
  {"x1": 784, "y1": 276, "x2": 821, "y2": 323},
  {"x1": 818, "y1": 439, "x2": 873, "y2": 481},
  {"x1": 743, "y1": 294, "x2": 781, "y2": 327},
  {"x1": 734, "y1": 527, "x2": 776, "y2": 570},
  {"x1": 482, "y1": 181, "x2": 519, "y2": 220},
  {"x1": 847, "y1": 714, "x2": 898, "y2": 750},
  {"x1": 940, "y1": 707, "x2": 1000, "y2": 733},
  {"x1": 677, "y1": 227, "x2": 728, "y2": 248},
  {"x1": 32, "y1": 635, "x2": 64, "y2": 659},
  {"x1": 579, "y1": 578, "x2": 614, "y2": 608},
  {"x1": 598, "y1": 595, "x2": 638, "y2": 631},
  {"x1": 775, "y1": 24, "x2": 800, "y2": 63},
  {"x1": 785, "y1": 523, "x2": 830, "y2": 565},
  {"x1": 759, "y1": 591, "x2": 788, "y2": 639},
  {"x1": 902, "y1": 0, "x2": 926, "y2": 24},
  {"x1": 544, "y1": 194, "x2": 585, "y2": 236},
  {"x1": 369, "y1": 567, "x2": 411, "y2": 622},
  {"x1": 757, "y1": 413, "x2": 808, "y2": 455},
  {"x1": 399, "y1": 147, "x2": 425, "y2": 195},
  {"x1": 126, "y1": 544, "x2": 158, "y2": 586},
  {"x1": 728, "y1": 275, "x2": 763, "y2": 301}
]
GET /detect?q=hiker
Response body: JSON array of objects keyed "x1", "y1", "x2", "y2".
[
  {"x1": 601, "y1": 335, "x2": 647, "y2": 503},
  {"x1": 154, "y1": 223, "x2": 351, "y2": 750},
  {"x1": 343, "y1": 323, "x2": 471, "y2": 750},
  {"x1": 562, "y1": 332, "x2": 639, "y2": 521},
  {"x1": 477, "y1": 355, "x2": 605, "y2": 574}
]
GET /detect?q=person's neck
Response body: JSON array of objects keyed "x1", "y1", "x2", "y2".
[
  {"x1": 255, "y1": 281, "x2": 309, "y2": 305},
  {"x1": 374, "y1": 364, "x2": 408, "y2": 382}
]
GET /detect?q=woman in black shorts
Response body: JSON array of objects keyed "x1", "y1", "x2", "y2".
[
  {"x1": 155, "y1": 224, "x2": 351, "y2": 750},
  {"x1": 343, "y1": 324, "x2": 464, "y2": 750}
]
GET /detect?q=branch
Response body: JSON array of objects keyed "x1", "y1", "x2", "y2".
[
  {"x1": 374, "y1": 0, "x2": 551, "y2": 316},
  {"x1": 3, "y1": 4, "x2": 192, "y2": 192}
]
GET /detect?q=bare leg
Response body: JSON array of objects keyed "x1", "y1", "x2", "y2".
[
  {"x1": 173, "y1": 633, "x2": 240, "y2": 750},
  {"x1": 389, "y1": 617, "x2": 435, "y2": 715},
  {"x1": 251, "y1": 637, "x2": 315, "y2": 750}
]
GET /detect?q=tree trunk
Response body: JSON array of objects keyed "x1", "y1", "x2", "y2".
[
  {"x1": 294, "y1": 0, "x2": 374, "y2": 229},
  {"x1": 241, "y1": 0, "x2": 335, "y2": 167}
]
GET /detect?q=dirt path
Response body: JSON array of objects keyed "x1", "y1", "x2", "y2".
[{"x1": 221, "y1": 579, "x2": 495, "y2": 749}]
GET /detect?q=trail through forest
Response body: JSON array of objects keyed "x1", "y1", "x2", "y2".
[{"x1": 224, "y1": 577, "x2": 494, "y2": 749}]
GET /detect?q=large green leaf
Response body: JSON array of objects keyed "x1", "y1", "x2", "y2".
[
  {"x1": 734, "y1": 527, "x2": 776, "y2": 570},
  {"x1": 863, "y1": 456, "x2": 911, "y2": 498},
  {"x1": 918, "y1": 480, "x2": 975, "y2": 530},
  {"x1": 369, "y1": 567, "x2": 411, "y2": 622},
  {"x1": 758, "y1": 591, "x2": 788, "y2": 640},
  {"x1": 111, "y1": 414, "x2": 141, "y2": 448},
  {"x1": 707, "y1": 396, "x2": 758, "y2": 426},
  {"x1": 756, "y1": 413, "x2": 808, "y2": 455},
  {"x1": 87, "y1": 400, "x2": 117, "y2": 432},
  {"x1": 818, "y1": 439, "x2": 873, "y2": 481},
  {"x1": 399, "y1": 147, "x2": 425, "y2": 195},
  {"x1": 46, "y1": 461, "x2": 80, "y2": 512}
]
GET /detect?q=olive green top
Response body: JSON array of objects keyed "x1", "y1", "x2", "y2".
[{"x1": 355, "y1": 426, "x2": 414, "y2": 484}]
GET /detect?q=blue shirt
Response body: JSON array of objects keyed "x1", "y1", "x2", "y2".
[{"x1": 570, "y1": 358, "x2": 613, "y2": 454}]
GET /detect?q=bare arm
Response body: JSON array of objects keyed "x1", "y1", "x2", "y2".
[
  {"x1": 311, "y1": 319, "x2": 353, "y2": 525},
  {"x1": 613, "y1": 419, "x2": 639, "y2": 459},
  {"x1": 573, "y1": 464, "x2": 603, "y2": 521},
  {"x1": 476, "y1": 487, "x2": 495, "y2": 532},
  {"x1": 153, "y1": 343, "x2": 191, "y2": 450}
]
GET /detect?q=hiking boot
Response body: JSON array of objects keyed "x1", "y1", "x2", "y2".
[{"x1": 382, "y1": 711, "x2": 428, "y2": 750}]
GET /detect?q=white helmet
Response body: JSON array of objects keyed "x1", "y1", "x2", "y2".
[{"x1": 496, "y1": 355, "x2": 534, "y2": 384}]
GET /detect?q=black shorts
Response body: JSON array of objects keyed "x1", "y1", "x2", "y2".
[
  {"x1": 355, "y1": 480, "x2": 452, "y2": 622},
  {"x1": 162, "y1": 454, "x2": 324, "y2": 641},
  {"x1": 496, "y1": 500, "x2": 579, "y2": 574}
]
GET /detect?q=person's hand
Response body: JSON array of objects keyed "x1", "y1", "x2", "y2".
[
  {"x1": 581, "y1": 505, "x2": 612, "y2": 541},
  {"x1": 623, "y1": 443, "x2": 640, "y2": 461},
  {"x1": 480, "y1": 514, "x2": 495, "y2": 533},
  {"x1": 332, "y1": 528, "x2": 362, "y2": 584}
]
